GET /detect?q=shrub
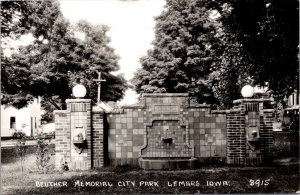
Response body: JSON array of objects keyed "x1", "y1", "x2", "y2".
[
  {"x1": 35, "y1": 137, "x2": 51, "y2": 173},
  {"x1": 12, "y1": 131, "x2": 26, "y2": 139},
  {"x1": 13, "y1": 130, "x2": 27, "y2": 176}
]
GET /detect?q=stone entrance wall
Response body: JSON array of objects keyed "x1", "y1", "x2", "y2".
[
  {"x1": 107, "y1": 94, "x2": 227, "y2": 166},
  {"x1": 54, "y1": 93, "x2": 274, "y2": 170}
]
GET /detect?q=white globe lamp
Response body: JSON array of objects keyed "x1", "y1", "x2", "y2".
[
  {"x1": 241, "y1": 85, "x2": 254, "y2": 98},
  {"x1": 72, "y1": 84, "x2": 87, "y2": 98}
]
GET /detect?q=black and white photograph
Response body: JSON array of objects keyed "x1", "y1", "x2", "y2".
[{"x1": 1, "y1": 0, "x2": 299, "y2": 194}]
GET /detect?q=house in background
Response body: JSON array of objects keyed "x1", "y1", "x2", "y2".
[{"x1": 1, "y1": 97, "x2": 43, "y2": 138}]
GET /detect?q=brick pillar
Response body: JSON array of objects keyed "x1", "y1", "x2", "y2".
[
  {"x1": 227, "y1": 98, "x2": 274, "y2": 165},
  {"x1": 54, "y1": 110, "x2": 71, "y2": 170},
  {"x1": 66, "y1": 99, "x2": 92, "y2": 170},
  {"x1": 259, "y1": 109, "x2": 274, "y2": 164},
  {"x1": 92, "y1": 111, "x2": 105, "y2": 168},
  {"x1": 226, "y1": 110, "x2": 246, "y2": 164},
  {"x1": 55, "y1": 98, "x2": 105, "y2": 170}
]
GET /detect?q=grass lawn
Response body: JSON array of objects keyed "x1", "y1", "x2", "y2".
[{"x1": 1, "y1": 154, "x2": 299, "y2": 194}]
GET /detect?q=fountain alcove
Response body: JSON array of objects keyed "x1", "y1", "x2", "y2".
[{"x1": 139, "y1": 118, "x2": 196, "y2": 170}]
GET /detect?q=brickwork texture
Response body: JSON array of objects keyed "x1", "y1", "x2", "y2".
[
  {"x1": 226, "y1": 99, "x2": 274, "y2": 165},
  {"x1": 54, "y1": 94, "x2": 274, "y2": 169},
  {"x1": 107, "y1": 94, "x2": 227, "y2": 166},
  {"x1": 55, "y1": 99, "x2": 104, "y2": 170}
]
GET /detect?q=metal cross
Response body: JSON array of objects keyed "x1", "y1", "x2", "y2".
[{"x1": 93, "y1": 71, "x2": 106, "y2": 105}]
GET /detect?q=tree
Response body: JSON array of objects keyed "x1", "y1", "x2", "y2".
[
  {"x1": 206, "y1": 20, "x2": 253, "y2": 108},
  {"x1": 132, "y1": 0, "x2": 220, "y2": 104},
  {"x1": 1, "y1": 0, "x2": 65, "y2": 108},
  {"x1": 1, "y1": 1, "x2": 59, "y2": 109},
  {"x1": 210, "y1": 0, "x2": 299, "y2": 105},
  {"x1": 69, "y1": 20, "x2": 128, "y2": 103},
  {"x1": 1, "y1": 1, "x2": 128, "y2": 116},
  {"x1": 133, "y1": 0, "x2": 299, "y2": 108}
]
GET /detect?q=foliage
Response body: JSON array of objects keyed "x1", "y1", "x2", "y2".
[
  {"x1": 14, "y1": 130, "x2": 27, "y2": 176},
  {"x1": 1, "y1": 1, "x2": 63, "y2": 108},
  {"x1": 1, "y1": 1, "x2": 31, "y2": 38},
  {"x1": 274, "y1": 101, "x2": 284, "y2": 122},
  {"x1": 40, "y1": 98, "x2": 57, "y2": 122},
  {"x1": 69, "y1": 20, "x2": 128, "y2": 103},
  {"x1": 133, "y1": 0, "x2": 299, "y2": 108},
  {"x1": 1, "y1": 0, "x2": 128, "y2": 112},
  {"x1": 132, "y1": 0, "x2": 220, "y2": 104},
  {"x1": 12, "y1": 130, "x2": 26, "y2": 139},
  {"x1": 35, "y1": 137, "x2": 51, "y2": 173},
  {"x1": 209, "y1": 0, "x2": 299, "y2": 106}
]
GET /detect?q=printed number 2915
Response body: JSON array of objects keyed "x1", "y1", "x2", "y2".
[{"x1": 249, "y1": 179, "x2": 270, "y2": 187}]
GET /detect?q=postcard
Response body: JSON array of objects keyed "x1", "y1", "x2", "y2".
[{"x1": 1, "y1": 0, "x2": 299, "y2": 194}]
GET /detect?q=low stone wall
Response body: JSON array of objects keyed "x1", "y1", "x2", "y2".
[{"x1": 54, "y1": 93, "x2": 274, "y2": 170}]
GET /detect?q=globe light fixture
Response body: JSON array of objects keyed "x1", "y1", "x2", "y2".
[
  {"x1": 72, "y1": 84, "x2": 87, "y2": 98},
  {"x1": 241, "y1": 85, "x2": 254, "y2": 98}
]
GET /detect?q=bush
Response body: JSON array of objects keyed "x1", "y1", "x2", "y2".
[
  {"x1": 35, "y1": 136, "x2": 52, "y2": 173},
  {"x1": 12, "y1": 131, "x2": 26, "y2": 139},
  {"x1": 13, "y1": 130, "x2": 27, "y2": 176}
]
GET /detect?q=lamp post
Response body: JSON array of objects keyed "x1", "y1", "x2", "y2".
[{"x1": 93, "y1": 71, "x2": 106, "y2": 106}]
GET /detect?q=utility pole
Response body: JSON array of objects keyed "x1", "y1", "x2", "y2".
[{"x1": 93, "y1": 71, "x2": 106, "y2": 105}]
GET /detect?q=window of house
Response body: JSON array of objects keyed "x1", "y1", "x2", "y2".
[{"x1": 10, "y1": 117, "x2": 16, "y2": 129}]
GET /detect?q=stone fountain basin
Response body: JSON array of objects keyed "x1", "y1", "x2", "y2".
[{"x1": 139, "y1": 157, "x2": 197, "y2": 170}]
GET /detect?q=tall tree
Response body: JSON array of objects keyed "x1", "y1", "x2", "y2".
[
  {"x1": 1, "y1": 0, "x2": 65, "y2": 108},
  {"x1": 133, "y1": 0, "x2": 299, "y2": 108},
  {"x1": 1, "y1": 0, "x2": 128, "y2": 113},
  {"x1": 70, "y1": 20, "x2": 128, "y2": 103},
  {"x1": 132, "y1": 0, "x2": 220, "y2": 104},
  {"x1": 206, "y1": 19, "x2": 252, "y2": 108},
  {"x1": 210, "y1": 0, "x2": 299, "y2": 105}
]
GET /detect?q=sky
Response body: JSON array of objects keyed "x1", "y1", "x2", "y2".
[{"x1": 60, "y1": 0, "x2": 166, "y2": 105}]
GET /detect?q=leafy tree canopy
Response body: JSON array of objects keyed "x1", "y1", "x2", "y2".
[
  {"x1": 132, "y1": 0, "x2": 220, "y2": 105},
  {"x1": 1, "y1": 0, "x2": 128, "y2": 114},
  {"x1": 210, "y1": 0, "x2": 299, "y2": 106},
  {"x1": 133, "y1": 0, "x2": 299, "y2": 108}
]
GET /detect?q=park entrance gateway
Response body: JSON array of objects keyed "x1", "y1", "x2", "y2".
[{"x1": 54, "y1": 92, "x2": 274, "y2": 170}]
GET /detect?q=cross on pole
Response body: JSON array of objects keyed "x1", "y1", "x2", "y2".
[{"x1": 93, "y1": 71, "x2": 106, "y2": 105}]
